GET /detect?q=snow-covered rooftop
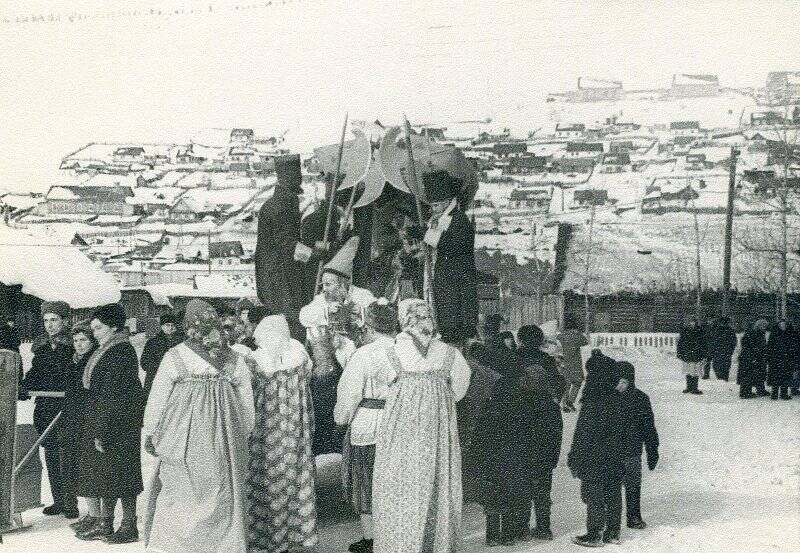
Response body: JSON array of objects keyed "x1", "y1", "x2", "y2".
[{"x1": 0, "y1": 225, "x2": 121, "y2": 307}]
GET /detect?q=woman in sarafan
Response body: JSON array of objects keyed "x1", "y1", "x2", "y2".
[
  {"x1": 142, "y1": 299, "x2": 255, "y2": 553},
  {"x1": 247, "y1": 314, "x2": 318, "y2": 553},
  {"x1": 372, "y1": 299, "x2": 472, "y2": 553}
]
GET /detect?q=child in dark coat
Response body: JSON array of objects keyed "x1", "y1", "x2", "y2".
[
  {"x1": 568, "y1": 350, "x2": 627, "y2": 547},
  {"x1": 616, "y1": 361, "x2": 660, "y2": 530},
  {"x1": 474, "y1": 351, "x2": 563, "y2": 546}
]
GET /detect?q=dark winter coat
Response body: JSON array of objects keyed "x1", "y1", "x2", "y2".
[
  {"x1": 62, "y1": 350, "x2": 94, "y2": 457},
  {"x1": 474, "y1": 377, "x2": 563, "y2": 512},
  {"x1": 766, "y1": 326, "x2": 798, "y2": 387},
  {"x1": 676, "y1": 325, "x2": 706, "y2": 363},
  {"x1": 737, "y1": 329, "x2": 768, "y2": 386},
  {"x1": 517, "y1": 346, "x2": 567, "y2": 401},
  {"x1": 706, "y1": 324, "x2": 738, "y2": 365},
  {"x1": 19, "y1": 331, "x2": 73, "y2": 449},
  {"x1": 255, "y1": 187, "x2": 307, "y2": 339},
  {"x1": 77, "y1": 340, "x2": 145, "y2": 498},
  {"x1": 620, "y1": 386, "x2": 659, "y2": 461},
  {"x1": 140, "y1": 330, "x2": 184, "y2": 399},
  {"x1": 567, "y1": 392, "x2": 627, "y2": 481},
  {"x1": 582, "y1": 350, "x2": 618, "y2": 403},
  {"x1": 431, "y1": 208, "x2": 478, "y2": 343}
]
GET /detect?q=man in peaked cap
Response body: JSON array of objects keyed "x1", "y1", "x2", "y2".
[
  {"x1": 422, "y1": 169, "x2": 479, "y2": 346},
  {"x1": 299, "y1": 236, "x2": 376, "y2": 455},
  {"x1": 255, "y1": 154, "x2": 330, "y2": 341}
]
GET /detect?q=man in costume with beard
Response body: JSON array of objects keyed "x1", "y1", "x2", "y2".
[{"x1": 300, "y1": 236, "x2": 376, "y2": 454}]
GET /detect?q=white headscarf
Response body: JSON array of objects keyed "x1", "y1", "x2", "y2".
[{"x1": 252, "y1": 314, "x2": 305, "y2": 374}]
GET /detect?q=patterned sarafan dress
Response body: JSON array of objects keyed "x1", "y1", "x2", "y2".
[
  {"x1": 372, "y1": 333, "x2": 472, "y2": 553},
  {"x1": 247, "y1": 316, "x2": 318, "y2": 553}
]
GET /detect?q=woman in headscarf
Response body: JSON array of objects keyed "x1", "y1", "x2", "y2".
[
  {"x1": 64, "y1": 324, "x2": 101, "y2": 535},
  {"x1": 247, "y1": 313, "x2": 318, "y2": 553},
  {"x1": 142, "y1": 299, "x2": 254, "y2": 553},
  {"x1": 75, "y1": 303, "x2": 145, "y2": 544},
  {"x1": 372, "y1": 299, "x2": 472, "y2": 553}
]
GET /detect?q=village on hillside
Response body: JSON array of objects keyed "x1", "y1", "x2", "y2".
[{"x1": 1, "y1": 71, "x2": 799, "y2": 337}]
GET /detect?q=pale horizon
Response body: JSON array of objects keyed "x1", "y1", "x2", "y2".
[{"x1": 2, "y1": 0, "x2": 799, "y2": 193}]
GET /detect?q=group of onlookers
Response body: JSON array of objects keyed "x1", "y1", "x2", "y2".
[
  {"x1": 468, "y1": 322, "x2": 660, "y2": 548},
  {"x1": 15, "y1": 302, "x2": 145, "y2": 544},
  {"x1": 8, "y1": 299, "x2": 798, "y2": 552},
  {"x1": 677, "y1": 315, "x2": 800, "y2": 399}
]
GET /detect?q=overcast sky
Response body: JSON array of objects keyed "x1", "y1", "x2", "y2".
[{"x1": 1, "y1": 0, "x2": 799, "y2": 192}]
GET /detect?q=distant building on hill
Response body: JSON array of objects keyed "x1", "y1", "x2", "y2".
[
  {"x1": 565, "y1": 142, "x2": 604, "y2": 158},
  {"x1": 41, "y1": 185, "x2": 135, "y2": 216},
  {"x1": 766, "y1": 71, "x2": 800, "y2": 105},
  {"x1": 564, "y1": 78, "x2": 623, "y2": 102},
  {"x1": 555, "y1": 123, "x2": 586, "y2": 139},
  {"x1": 671, "y1": 74, "x2": 720, "y2": 97}
]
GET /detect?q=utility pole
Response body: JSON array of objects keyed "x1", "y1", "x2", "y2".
[
  {"x1": 207, "y1": 230, "x2": 212, "y2": 275},
  {"x1": 583, "y1": 202, "x2": 597, "y2": 337},
  {"x1": 721, "y1": 147, "x2": 739, "y2": 316}
]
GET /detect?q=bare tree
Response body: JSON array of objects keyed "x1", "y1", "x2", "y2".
[{"x1": 736, "y1": 94, "x2": 799, "y2": 319}]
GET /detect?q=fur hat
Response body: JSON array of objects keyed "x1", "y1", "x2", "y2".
[
  {"x1": 41, "y1": 301, "x2": 70, "y2": 319},
  {"x1": 423, "y1": 170, "x2": 461, "y2": 203},
  {"x1": 274, "y1": 154, "x2": 303, "y2": 193},
  {"x1": 90, "y1": 303, "x2": 127, "y2": 331},
  {"x1": 365, "y1": 298, "x2": 398, "y2": 335},
  {"x1": 616, "y1": 360, "x2": 635, "y2": 386},
  {"x1": 323, "y1": 236, "x2": 359, "y2": 280},
  {"x1": 518, "y1": 324, "x2": 545, "y2": 348}
]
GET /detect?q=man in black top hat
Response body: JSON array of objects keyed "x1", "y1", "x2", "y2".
[
  {"x1": 421, "y1": 170, "x2": 478, "y2": 346},
  {"x1": 255, "y1": 154, "x2": 329, "y2": 341}
]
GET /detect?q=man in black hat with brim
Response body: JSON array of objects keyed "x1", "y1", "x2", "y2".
[{"x1": 421, "y1": 169, "x2": 479, "y2": 346}]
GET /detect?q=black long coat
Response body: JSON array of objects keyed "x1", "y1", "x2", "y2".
[
  {"x1": 766, "y1": 326, "x2": 798, "y2": 386},
  {"x1": 737, "y1": 329, "x2": 768, "y2": 386},
  {"x1": 19, "y1": 332, "x2": 73, "y2": 449},
  {"x1": 567, "y1": 393, "x2": 627, "y2": 482},
  {"x1": 474, "y1": 378, "x2": 563, "y2": 512},
  {"x1": 62, "y1": 350, "x2": 93, "y2": 453},
  {"x1": 620, "y1": 387, "x2": 659, "y2": 460},
  {"x1": 707, "y1": 324, "x2": 738, "y2": 365},
  {"x1": 140, "y1": 330, "x2": 184, "y2": 399},
  {"x1": 677, "y1": 326, "x2": 706, "y2": 363},
  {"x1": 431, "y1": 208, "x2": 478, "y2": 343},
  {"x1": 77, "y1": 340, "x2": 145, "y2": 498},
  {"x1": 255, "y1": 187, "x2": 307, "y2": 340}
]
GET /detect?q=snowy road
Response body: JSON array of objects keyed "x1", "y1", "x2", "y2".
[{"x1": 4, "y1": 349, "x2": 798, "y2": 552}]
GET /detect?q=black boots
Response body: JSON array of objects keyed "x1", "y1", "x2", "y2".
[
  {"x1": 684, "y1": 376, "x2": 703, "y2": 394},
  {"x1": 485, "y1": 513, "x2": 515, "y2": 546},
  {"x1": 348, "y1": 538, "x2": 374, "y2": 553},
  {"x1": 70, "y1": 514, "x2": 98, "y2": 533},
  {"x1": 104, "y1": 517, "x2": 139, "y2": 544},
  {"x1": 42, "y1": 504, "x2": 63, "y2": 516},
  {"x1": 572, "y1": 532, "x2": 604, "y2": 547},
  {"x1": 76, "y1": 517, "x2": 114, "y2": 541}
]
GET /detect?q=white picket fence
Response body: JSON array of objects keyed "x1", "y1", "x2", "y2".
[{"x1": 590, "y1": 332, "x2": 679, "y2": 353}]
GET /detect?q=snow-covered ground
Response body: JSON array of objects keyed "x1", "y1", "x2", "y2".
[{"x1": 4, "y1": 347, "x2": 798, "y2": 552}]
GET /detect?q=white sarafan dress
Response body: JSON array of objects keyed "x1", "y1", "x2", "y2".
[
  {"x1": 143, "y1": 343, "x2": 255, "y2": 553},
  {"x1": 372, "y1": 333, "x2": 471, "y2": 553}
]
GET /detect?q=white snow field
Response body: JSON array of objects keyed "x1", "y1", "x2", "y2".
[{"x1": 4, "y1": 347, "x2": 798, "y2": 552}]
